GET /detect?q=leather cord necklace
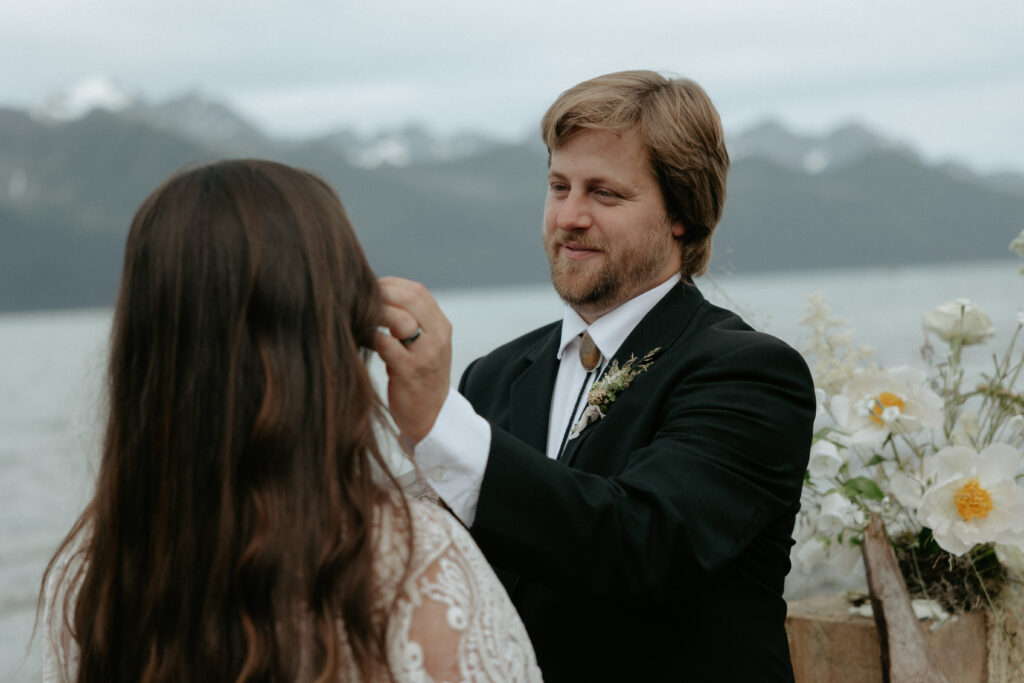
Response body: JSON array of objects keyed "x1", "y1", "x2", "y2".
[{"x1": 556, "y1": 331, "x2": 601, "y2": 461}]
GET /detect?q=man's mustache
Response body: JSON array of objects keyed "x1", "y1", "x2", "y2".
[{"x1": 551, "y1": 237, "x2": 605, "y2": 251}]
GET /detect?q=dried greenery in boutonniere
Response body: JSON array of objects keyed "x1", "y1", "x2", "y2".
[{"x1": 569, "y1": 347, "x2": 662, "y2": 439}]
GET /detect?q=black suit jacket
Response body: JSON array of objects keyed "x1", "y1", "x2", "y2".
[{"x1": 457, "y1": 281, "x2": 816, "y2": 682}]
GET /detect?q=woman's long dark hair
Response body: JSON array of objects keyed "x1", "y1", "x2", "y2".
[{"x1": 40, "y1": 160, "x2": 409, "y2": 681}]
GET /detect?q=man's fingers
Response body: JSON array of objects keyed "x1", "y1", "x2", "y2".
[
  {"x1": 380, "y1": 304, "x2": 420, "y2": 340},
  {"x1": 374, "y1": 276, "x2": 454, "y2": 444},
  {"x1": 378, "y1": 277, "x2": 451, "y2": 335},
  {"x1": 372, "y1": 329, "x2": 405, "y2": 365}
]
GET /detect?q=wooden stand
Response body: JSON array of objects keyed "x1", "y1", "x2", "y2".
[{"x1": 786, "y1": 593, "x2": 988, "y2": 682}]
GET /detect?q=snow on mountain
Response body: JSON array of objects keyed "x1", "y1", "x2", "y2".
[
  {"x1": 29, "y1": 79, "x2": 266, "y2": 151},
  {"x1": 342, "y1": 133, "x2": 413, "y2": 168},
  {"x1": 123, "y1": 91, "x2": 268, "y2": 147},
  {"x1": 27, "y1": 81, "x2": 1014, "y2": 191},
  {"x1": 729, "y1": 119, "x2": 908, "y2": 173},
  {"x1": 319, "y1": 125, "x2": 498, "y2": 168},
  {"x1": 32, "y1": 75, "x2": 138, "y2": 122}
]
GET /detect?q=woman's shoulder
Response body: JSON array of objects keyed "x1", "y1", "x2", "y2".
[
  {"x1": 383, "y1": 498, "x2": 543, "y2": 682},
  {"x1": 407, "y1": 497, "x2": 465, "y2": 541},
  {"x1": 378, "y1": 497, "x2": 473, "y2": 565},
  {"x1": 374, "y1": 495, "x2": 508, "y2": 612},
  {"x1": 371, "y1": 497, "x2": 456, "y2": 583}
]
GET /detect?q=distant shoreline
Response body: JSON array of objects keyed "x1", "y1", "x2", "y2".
[{"x1": 2, "y1": 256, "x2": 1018, "y2": 318}]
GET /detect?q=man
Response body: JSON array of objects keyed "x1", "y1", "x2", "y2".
[{"x1": 375, "y1": 71, "x2": 816, "y2": 682}]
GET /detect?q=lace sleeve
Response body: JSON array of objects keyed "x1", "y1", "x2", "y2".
[{"x1": 387, "y1": 501, "x2": 542, "y2": 683}]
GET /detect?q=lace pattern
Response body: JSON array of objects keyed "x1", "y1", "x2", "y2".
[
  {"x1": 388, "y1": 501, "x2": 541, "y2": 682},
  {"x1": 41, "y1": 499, "x2": 541, "y2": 683}
]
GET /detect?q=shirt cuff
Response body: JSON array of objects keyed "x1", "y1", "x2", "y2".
[{"x1": 414, "y1": 386, "x2": 491, "y2": 527}]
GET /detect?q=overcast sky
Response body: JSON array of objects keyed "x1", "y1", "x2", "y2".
[{"x1": 2, "y1": 0, "x2": 1022, "y2": 172}]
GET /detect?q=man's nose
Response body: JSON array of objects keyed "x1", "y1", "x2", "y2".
[{"x1": 556, "y1": 190, "x2": 592, "y2": 231}]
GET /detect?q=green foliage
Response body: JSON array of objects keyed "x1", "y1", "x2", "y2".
[{"x1": 841, "y1": 477, "x2": 885, "y2": 501}]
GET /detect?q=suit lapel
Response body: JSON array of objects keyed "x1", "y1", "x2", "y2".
[
  {"x1": 609, "y1": 280, "x2": 706, "y2": 366},
  {"x1": 507, "y1": 324, "x2": 562, "y2": 453},
  {"x1": 561, "y1": 280, "x2": 707, "y2": 465}
]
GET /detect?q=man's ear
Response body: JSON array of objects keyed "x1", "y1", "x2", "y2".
[{"x1": 670, "y1": 220, "x2": 685, "y2": 238}]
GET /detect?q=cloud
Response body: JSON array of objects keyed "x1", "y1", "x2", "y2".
[{"x1": 1, "y1": 0, "x2": 1022, "y2": 170}]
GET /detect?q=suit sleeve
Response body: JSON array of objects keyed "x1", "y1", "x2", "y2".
[{"x1": 464, "y1": 334, "x2": 815, "y2": 602}]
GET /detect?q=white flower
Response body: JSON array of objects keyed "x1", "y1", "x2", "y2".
[
  {"x1": 808, "y1": 439, "x2": 843, "y2": 479},
  {"x1": 1010, "y1": 229, "x2": 1024, "y2": 258},
  {"x1": 918, "y1": 444, "x2": 1024, "y2": 555},
  {"x1": 819, "y1": 491, "x2": 864, "y2": 534},
  {"x1": 889, "y1": 470, "x2": 925, "y2": 509},
  {"x1": 793, "y1": 535, "x2": 862, "y2": 574},
  {"x1": 794, "y1": 537, "x2": 828, "y2": 573},
  {"x1": 813, "y1": 394, "x2": 840, "y2": 437},
  {"x1": 830, "y1": 366, "x2": 943, "y2": 448},
  {"x1": 921, "y1": 298, "x2": 995, "y2": 346}
]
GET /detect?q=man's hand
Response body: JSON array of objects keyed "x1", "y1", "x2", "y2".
[{"x1": 373, "y1": 276, "x2": 453, "y2": 445}]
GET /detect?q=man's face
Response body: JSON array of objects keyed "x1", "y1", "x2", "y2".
[{"x1": 543, "y1": 126, "x2": 684, "y2": 322}]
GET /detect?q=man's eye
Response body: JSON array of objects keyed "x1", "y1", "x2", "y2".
[
  {"x1": 550, "y1": 183, "x2": 569, "y2": 193},
  {"x1": 595, "y1": 189, "x2": 616, "y2": 199}
]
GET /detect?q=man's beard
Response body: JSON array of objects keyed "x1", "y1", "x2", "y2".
[{"x1": 546, "y1": 231, "x2": 674, "y2": 312}]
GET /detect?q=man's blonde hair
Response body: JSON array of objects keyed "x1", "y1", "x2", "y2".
[{"x1": 540, "y1": 70, "x2": 729, "y2": 277}]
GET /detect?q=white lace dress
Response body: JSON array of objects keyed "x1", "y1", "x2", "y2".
[{"x1": 41, "y1": 499, "x2": 542, "y2": 682}]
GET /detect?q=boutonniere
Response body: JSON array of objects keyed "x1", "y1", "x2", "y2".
[{"x1": 569, "y1": 347, "x2": 662, "y2": 439}]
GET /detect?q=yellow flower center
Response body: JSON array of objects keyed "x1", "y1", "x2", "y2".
[
  {"x1": 953, "y1": 478, "x2": 994, "y2": 521},
  {"x1": 868, "y1": 392, "x2": 906, "y2": 425}
]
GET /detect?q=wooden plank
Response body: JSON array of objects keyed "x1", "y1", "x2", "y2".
[{"x1": 861, "y1": 513, "x2": 952, "y2": 682}]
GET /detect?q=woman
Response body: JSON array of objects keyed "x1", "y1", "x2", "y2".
[{"x1": 39, "y1": 160, "x2": 541, "y2": 682}]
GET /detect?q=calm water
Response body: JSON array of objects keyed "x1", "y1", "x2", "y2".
[{"x1": 3, "y1": 260, "x2": 1021, "y2": 680}]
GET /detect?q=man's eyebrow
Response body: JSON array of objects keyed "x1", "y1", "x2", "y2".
[{"x1": 547, "y1": 170, "x2": 623, "y2": 186}]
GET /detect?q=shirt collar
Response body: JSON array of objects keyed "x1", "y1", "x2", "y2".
[{"x1": 557, "y1": 274, "x2": 680, "y2": 361}]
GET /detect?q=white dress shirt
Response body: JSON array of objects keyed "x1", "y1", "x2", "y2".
[{"x1": 415, "y1": 274, "x2": 681, "y2": 526}]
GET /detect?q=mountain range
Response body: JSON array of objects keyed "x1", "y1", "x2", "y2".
[{"x1": 1, "y1": 79, "x2": 1022, "y2": 312}]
